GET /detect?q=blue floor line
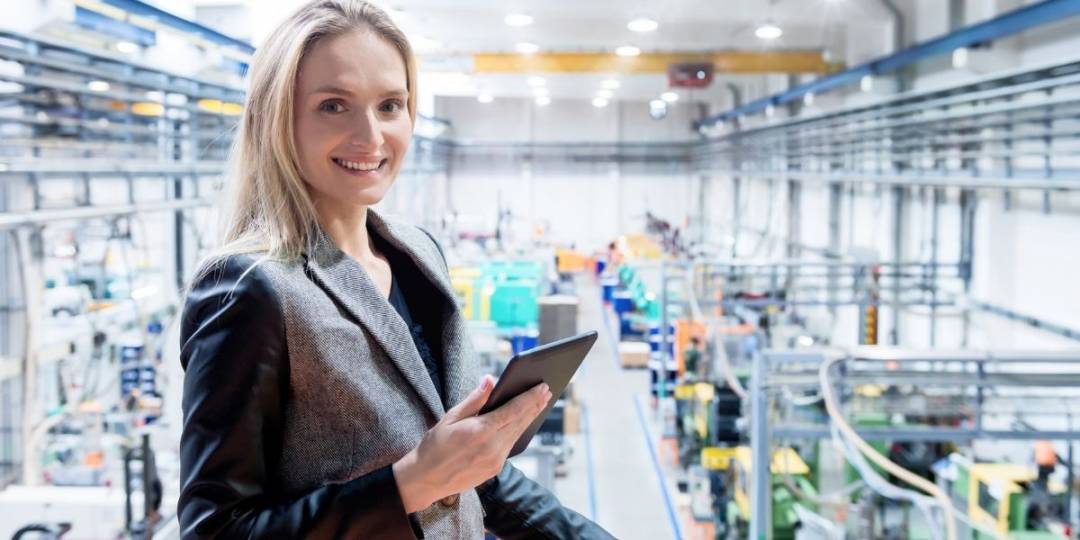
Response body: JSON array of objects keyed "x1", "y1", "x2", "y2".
[
  {"x1": 599, "y1": 306, "x2": 623, "y2": 369},
  {"x1": 632, "y1": 394, "x2": 684, "y2": 540},
  {"x1": 582, "y1": 402, "x2": 599, "y2": 522}
]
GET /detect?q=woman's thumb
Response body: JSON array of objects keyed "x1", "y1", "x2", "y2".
[{"x1": 444, "y1": 375, "x2": 494, "y2": 423}]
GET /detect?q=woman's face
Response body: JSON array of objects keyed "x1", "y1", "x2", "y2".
[{"x1": 294, "y1": 30, "x2": 411, "y2": 211}]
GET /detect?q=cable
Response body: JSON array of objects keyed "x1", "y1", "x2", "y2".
[
  {"x1": 819, "y1": 354, "x2": 958, "y2": 540},
  {"x1": 777, "y1": 443, "x2": 863, "y2": 506},
  {"x1": 830, "y1": 421, "x2": 944, "y2": 540},
  {"x1": 711, "y1": 319, "x2": 748, "y2": 400}
]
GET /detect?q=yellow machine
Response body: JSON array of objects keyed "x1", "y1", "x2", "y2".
[
  {"x1": 730, "y1": 447, "x2": 810, "y2": 518},
  {"x1": 674, "y1": 382, "x2": 714, "y2": 441},
  {"x1": 967, "y1": 463, "x2": 1067, "y2": 539},
  {"x1": 450, "y1": 266, "x2": 491, "y2": 320}
]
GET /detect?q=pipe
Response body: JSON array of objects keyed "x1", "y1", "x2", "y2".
[
  {"x1": 820, "y1": 355, "x2": 958, "y2": 540},
  {"x1": 698, "y1": 0, "x2": 1080, "y2": 127},
  {"x1": 879, "y1": 0, "x2": 907, "y2": 91}
]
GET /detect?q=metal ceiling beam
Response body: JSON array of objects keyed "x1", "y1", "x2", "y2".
[
  {"x1": 698, "y1": 0, "x2": 1080, "y2": 128},
  {"x1": 0, "y1": 198, "x2": 213, "y2": 230},
  {"x1": 78, "y1": 0, "x2": 255, "y2": 55},
  {"x1": 464, "y1": 51, "x2": 840, "y2": 74}
]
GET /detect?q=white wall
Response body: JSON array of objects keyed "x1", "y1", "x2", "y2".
[
  {"x1": 435, "y1": 95, "x2": 699, "y2": 252},
  {"x1": 439, "y1": 96, "x2": 698, "y2": 143}
]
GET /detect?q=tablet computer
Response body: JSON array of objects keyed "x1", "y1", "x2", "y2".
[{"x1": 479, "y1": 330, "x2": 598, "y2": 456}]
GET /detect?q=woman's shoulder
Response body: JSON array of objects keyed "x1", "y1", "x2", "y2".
[{"x1": 183, "y1": 253, "x2": 303, "y2": 319}]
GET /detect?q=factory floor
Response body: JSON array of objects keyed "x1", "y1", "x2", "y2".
[{"x1": 545, "y1": 276, "x2": 688, "y2": 540}]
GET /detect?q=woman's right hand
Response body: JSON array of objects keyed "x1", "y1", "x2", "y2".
[{"x1": 392, "y1": 375, "x2": 552, "y2": 513}]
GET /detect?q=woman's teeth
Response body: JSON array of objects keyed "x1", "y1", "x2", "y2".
[{"x1": 333, "y1": 158, "x2": 382, "y2": 171}]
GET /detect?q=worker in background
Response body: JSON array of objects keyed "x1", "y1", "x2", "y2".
[
  {"x1": 176, "y1": 1, "x2": 614, "y2": 538},
  {"x1": 1035, "y1": 439, "x2": 1057, "y2": 488},
  {"x1": 683, "y1": 336, "x2": 707, "y2": 382}
]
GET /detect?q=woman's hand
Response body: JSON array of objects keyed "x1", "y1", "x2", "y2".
[{"x1": 392, "y1": 375, "x2": 552, "y2": 513}]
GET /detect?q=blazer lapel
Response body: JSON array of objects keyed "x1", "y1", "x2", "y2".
[
  {"x1": 366, "y1": 210, "x2": 477, "y2": 409},
  {"x1": 304, "y1": 226, "x2": 445, "y2": 422}
]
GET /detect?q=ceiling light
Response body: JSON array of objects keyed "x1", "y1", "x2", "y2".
[
  {"x1": 860, "y1": 74, "x2": 873, "y2": 92},
  {"x1": 532, "y1": 87, "x2": 549, "y2": 96},
  {"x1": 87, "y1": 80, "x2": 110, "y2": 92},
  {"x1": 527, "y1": 76, "x2": 546, "y2": 87},
  {"x1": 115, "y1": 41, "x2": 138, "y2": 54},
  {"x1": 615, "y1": 45, "x2": 640, "y2": 57},
  {"x1": 601, "y1": 79, "x2": 621, "y2": 90},
  {"x1": 535, "y1": 96, "x2": 551, "y2": 106},
  {"x1": 803, "y1": 92, "x2": 814, "y2": 106},
  {"x1": 754, "y1": 22, "x2": 783, "y2": 40},
  {"x1": 505, "y1": 13, "x2": 533, "y2": 27},
  {"x1": 515, "y1": 42, "x2": 539, "y2": 54},
  {"x1": 596, "y1": 89, "x2": 613, "y2": 99},
  {"x1": 592, "y1": 97, "x2": 609, "y2": 108},
  {"x1": 952, "y1": 47, "x2": 969, "y2": 68},
  {"x1": 627, "y1": 17, "x2": 658, "y2": 33},
  {"x1": 660, "y1": 91, "x2": 679, "y2": 103},
  {"x1": 649, "y1": 99, "x2": 667, "y2": 120},
  {"x1": 477, "y1": 93, "x2": 494, "y2": 104}
]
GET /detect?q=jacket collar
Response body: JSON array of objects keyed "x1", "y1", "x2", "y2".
[{"x1": 303, "y1": 208, "x2": 454, "y2": 422}]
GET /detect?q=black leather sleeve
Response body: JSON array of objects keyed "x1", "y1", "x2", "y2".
[
  {"x1": 478, "y1": 463, "x2": 616, "y2": 540},
  {"x1": 178, "y1": 256, "x2": 417, "y2": 540}
]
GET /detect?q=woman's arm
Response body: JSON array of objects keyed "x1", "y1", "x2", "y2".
[
  {"x1": 478, "y1": 463, "x2": 616, "y2": 539},
  {"x1": 178, "y1": 256, "x2": 416, "y2": 539}
]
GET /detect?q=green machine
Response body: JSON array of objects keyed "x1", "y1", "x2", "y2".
[{"x1": 484, "y1": 260, "x2": 543, "y2": 329}]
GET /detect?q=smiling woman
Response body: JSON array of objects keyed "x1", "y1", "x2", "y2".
[
  {"x1": 176, "y1": 0, "x2": 614, "y2": 539},
  {"x1": 294, "y1": 31, "x2": 412, "y2": 211}
]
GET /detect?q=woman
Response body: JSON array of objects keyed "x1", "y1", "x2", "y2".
[{"x1": 177, "y1": 1, "x2": 615, "y2": 538}]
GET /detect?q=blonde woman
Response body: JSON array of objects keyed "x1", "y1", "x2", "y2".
[{"x1": 177, "y1": 1, "x2": 614, "y2": 538}]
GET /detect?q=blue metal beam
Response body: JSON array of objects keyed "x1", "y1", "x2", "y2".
[
  {"x1": 102, "y1": 0, "x2": 254, "y2": 55},
  {"x1": 698, "y1": 0, "x2": 1080, "y2": 128}
]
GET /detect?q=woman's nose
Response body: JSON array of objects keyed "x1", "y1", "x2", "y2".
[{"x1": 349, "y1": 110, "x2": 384, "y2": 149}]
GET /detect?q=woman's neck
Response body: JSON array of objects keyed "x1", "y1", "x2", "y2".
[{"x1": 316, "y1": 203, "x2": 375, "y2": 263}]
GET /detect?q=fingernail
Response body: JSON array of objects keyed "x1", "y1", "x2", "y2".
[
  {"x1": 541, "y1": 383, "x2": 550, "y2": 393},
  {"x1": 480, "y1": 376, "x2": 492, "y2": 391}
]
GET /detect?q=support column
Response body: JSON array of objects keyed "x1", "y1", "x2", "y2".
[
  {"x1": 930, "y1": 188, "x2": 944, "y2": 346},
  {"x1": 17, "y1": 228, "x2": 43, "y2": 485},
  {"x1": 827, "y1": 182, "x2": 843, "y2": 317},
  {"x1": 697, "y1": 174, "x2": 709, "y2": 246},
  {"x1": 786, "y1": 181, "x2": 801, "y2": 260},
  {"x1": 891, "y1": 186, "x2": 907, "y2": 345},
  {"x1": 959, "y1": 189, "x2": 977, "y2": 347},
  {"x1": 749, "y1": 350, "x2": 770, "y2": 540},
  {"x1": 731, "y1": 176, "x2": 742, "y2": 259}
]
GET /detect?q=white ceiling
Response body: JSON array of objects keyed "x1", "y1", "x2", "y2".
[
  {"x1": 380, "y1": 0, "x2": 891, "y2": 53},
  {"x1": 208, "y1": 0, "x2": 895, "y2": 102}
]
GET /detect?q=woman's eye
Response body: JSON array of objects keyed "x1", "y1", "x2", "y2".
[
  {"x1": 319, "y1": 101, "x2": 345, "y2": 114},
  {"x1": 380, "y1": 100, "x2": 403, "y2": 113}
]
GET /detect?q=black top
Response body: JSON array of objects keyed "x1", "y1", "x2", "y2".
[{"x1": 374, "y1": 233, "x2": 447, "y2": 406}]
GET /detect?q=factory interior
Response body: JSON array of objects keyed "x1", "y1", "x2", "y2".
[{"x1": 4, "y1": 0, "x2": 1080, "y2": 538}]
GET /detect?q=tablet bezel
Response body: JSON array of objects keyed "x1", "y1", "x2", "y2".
[{"x1": 478, "y1": 330, "x2": 598, "y2": 456}]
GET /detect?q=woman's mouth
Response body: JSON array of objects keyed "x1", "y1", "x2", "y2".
[{"x1": 332, "y1": 157, "x2": 388, "y2": 175}]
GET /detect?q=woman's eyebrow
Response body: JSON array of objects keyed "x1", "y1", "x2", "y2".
[
  {"x1": 308, "y1": 86, "x2": 408, "y2": 99},
  {"x1": 310, "y1": 85, "x2": 354, "y2": 97}
]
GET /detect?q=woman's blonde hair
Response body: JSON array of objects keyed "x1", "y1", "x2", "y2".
[{"x1": 212, "y1": 0, "x2": 416, "y2": 264}]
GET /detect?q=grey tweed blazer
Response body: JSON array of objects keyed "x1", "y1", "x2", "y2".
[
  {"x1": 252, "y1": 210, "x2": 483, "y2": 536},
  {"x1": 200, "y1": 209, "x2": 483, "y2": 535}
]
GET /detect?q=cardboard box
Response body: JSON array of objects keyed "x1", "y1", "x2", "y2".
[
  {"x1": 619, "y1": 341, "x2": 650, "y2": 369},
  {"x1": 563, "y1": 401, "x2": 581, "y2": 435}
]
